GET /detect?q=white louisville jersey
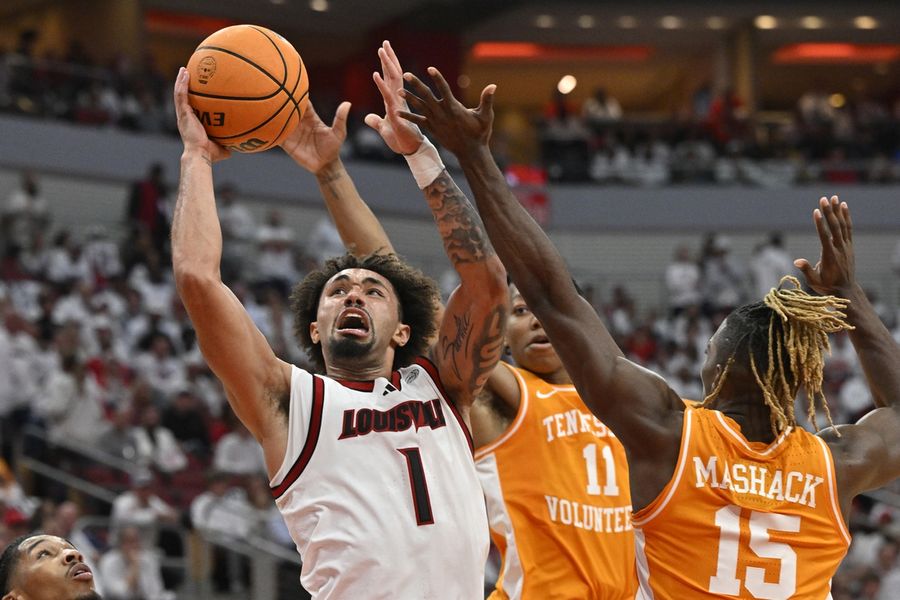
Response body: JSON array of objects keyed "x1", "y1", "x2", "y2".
[{"x1": 269, "y1": 357, "x2": 489, "y2": 599}]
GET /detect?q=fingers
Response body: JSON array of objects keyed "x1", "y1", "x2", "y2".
[
  {"x1": 332, "y1": 101, "x2": 351, "y2": 138},
  {"x1": 841, "y1": 201, "x2": 853, "y2": 242},
  {"x1": 379, "y1": 44, "x2": 402, "y2": 84},
  {"x1": 821, "y1": 195, "x2": 844, "y2": 247},
  {"x1": 399, "y1": 88, "x2": 428, "y2": 114},
  {"x1": 403, "y1": 72, "x2": 438, "y2": 103},
  {"x1": 363, "y1": 113, "x2": 383, "y2": 132},
  {"x1": 813, "y1": 206, "x2": 835, "y2": 257},
  {"x1": 831, "y1": 196, "x2": 850, "y2": 243},
  {"x1": 372, "y1": 71, "x2": 394, "y2": 107},
  {"x1": 383, "y1": 40, "x2": 403, "y2": 75},
  {"x1": 427, "y1": 66, "x2": 453, "y2": 102},
  {"x1": 793, "y1": 258, "x2": 822, "y2": 288},
  {"x1": 398, "y1": 110, "x2": 428, "y2": 127},
  {"x1": 477, "y1": 84, "x2": 497, "y2": 115},
  {"x1": 173, "y1": 67, "x2": 191, "y2": 114}
]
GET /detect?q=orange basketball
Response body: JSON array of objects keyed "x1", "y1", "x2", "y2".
[{"x1": 186, "y1": 24, "x2": 309, "y2": 153}]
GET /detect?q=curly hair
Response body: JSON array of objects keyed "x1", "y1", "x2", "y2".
[
  {"x1": 701, "y1": 276, "x2": 853, "y2": 435},
  {"x1": 290, "y1": 252, "x2": 440, "y2": 374}
]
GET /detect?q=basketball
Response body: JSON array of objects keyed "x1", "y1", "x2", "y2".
[{"x1": 186, "y1": 24, "x2": 309, "y2": 153}]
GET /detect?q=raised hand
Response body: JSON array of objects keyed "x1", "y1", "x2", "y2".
[
  {"x1": 794, "y1": 195, "x2": 856, "y2": 296},
  {"x1": 280, "y1": 101, "x2": 351, "y2": 174},
  {"x1": 398, "y1": 67, "x2": 496, "y2": 157},
  {"x1": 364, "y1": 40, "x2": 425, "y2": 155},
  {"x1": 173, "y1": 67, "x2": 231, "y2": 163}
]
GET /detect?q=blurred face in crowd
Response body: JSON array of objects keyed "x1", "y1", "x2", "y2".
[{"x1": 1, "y1": 535, "x2": 99, "y2": 600}]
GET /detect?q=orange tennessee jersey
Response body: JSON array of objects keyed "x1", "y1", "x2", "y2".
[
  {"x1": 633, "y1": 407, "x2": 850, "y2": 599},
  {"x1": 475, "y1": 363, "x2": 636, "y2": 600}
]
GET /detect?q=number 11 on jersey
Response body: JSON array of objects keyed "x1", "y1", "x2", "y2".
[{"x1": 582, "y1": 443, "x2": 619, "y2": 496}]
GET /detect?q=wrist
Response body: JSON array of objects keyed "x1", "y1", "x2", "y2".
[
  {"x1": 315, "y1": 158, "x2": 345, "y2": 179},
  {"x1": 404, "y1": 138, "x2": 445, "y2": 189},
  {"x1": 181, "y1": 147, "x2": 212, "y2": 164}
]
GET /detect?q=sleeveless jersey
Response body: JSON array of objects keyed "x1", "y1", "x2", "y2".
[
  {"x1": 475, "y1": 363, "x2": 636, "y2": 599},
  {"x1": 269, "y1": 358, "x2": 489, "y2": 599},
  {"x1": 633, "y1": 406, "x2": 850, "y2": 600}
]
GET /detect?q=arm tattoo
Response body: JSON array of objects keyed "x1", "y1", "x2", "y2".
[
  {"x1": 424, "y1": 171, "x2": 496, "y2": 265},
  {"x1": 438, "y1": 305, "x2": 506, "y2": 395}
]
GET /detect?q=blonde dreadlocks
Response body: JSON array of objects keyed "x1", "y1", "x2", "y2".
[{"x1": 701, "y1": 276, "x2": 854, "y2": 435}]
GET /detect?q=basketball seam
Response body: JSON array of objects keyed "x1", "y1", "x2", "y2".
[
  {"x1": 247, "y1": 25, "x2": 305, "y2": 150},
  {"x1": 251, "y1": 26, "x2": 309, "y2": 147}
]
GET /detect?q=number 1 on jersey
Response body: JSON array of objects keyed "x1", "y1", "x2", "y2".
[
  {"x1": 398, "y1": 447, "x2": 434, "y2": 526},
  {"x1": 582, "y1": 443, "x2": 619, "y2": 496}
]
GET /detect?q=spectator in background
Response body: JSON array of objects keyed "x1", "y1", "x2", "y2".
[
  {"x1": 664, "y1": 245, "x2": 701, "y2": 316},
  {"x1": 582, "y1": 87, "x2": 622, "y2": 130},
  {"x1": 97, "y1": 406, "x2": 138, "y2": 462},
  {"x1": 98, "y1": 525, "x2": 173, "y2": 600},
  {"x1": 110, "y1": 470, "x2": 178, "y2": 532},
  {"x1": 35, "y1": 354, "x2": 109, "y2": 446},
  {"x1": 213, "y1": 417, "x2": 265, "y2": 477},
  {"x1": 82, "y1": 225, "x2": 123, "y2": 284},
  {"x1": 748, "y1": 231, "x2": 794, "y2": 299},
  {"x1": 45, "y1": 231, "x2": 90, "y2": 287},
  {"x1": 189, "y1": 470, "x2": 253, "y2": 593},
  {"x1": 130, "y1": 405, "x2": 187, "y2": 474},
  {"x1": 307, "y1": 215, "x2": 346, "y2": 264},
  {"x1": 700, "y1": 233, "x2": 744, "y2": 314},
  {"x1": 707, "y1": 87, "x2": 747, "y2": 148},
  {"x1": 161, "y1": 390, "x2": 210, "y2": 459},
  {"x1": 126, "y1": 163, "x2": 168, "y2": 249},
  {"x1": 133, "y1": 332, "x2": 186, "y2": 403},
  {"x1": 255, "y1": 210, "x2": 298, "y2": 295},
  {"x1": 2, "y1": 170, "x2": 49, "y2": 252},
  {"x1": 217, "y1": 183, "x2": 256, "y2": 282}
]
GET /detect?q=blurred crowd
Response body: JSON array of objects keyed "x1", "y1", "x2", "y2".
[
  {"x1": 539, "y1": 85, "x2": 900, "y2": 184},
  {"x1": 1, "y1": 165, "x2": 900, "y2": 596},
  {"x1": 3, "y1": 28, "x2": 900, "y2": 187}
]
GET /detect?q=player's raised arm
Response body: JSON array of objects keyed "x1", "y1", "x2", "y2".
[
  {"x1": 280, "y1": 100, "x2": 394, "y2": 256},
  {"x1": 398, "y1": 69, "x2": 683, "y2": 458},
  {"x1": 797, "y1": 197, "x2": 900, "y2": 508},
  {"x1": 171, "y1": 68, "x2": 290, "y2": 457},
  {"x1": 366, "y1": 42, "x2": 508, "y2": 408}
]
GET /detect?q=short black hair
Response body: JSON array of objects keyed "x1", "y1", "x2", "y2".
[
  {"x1": 290, "y1": 252, "x2": 440, "y2": 373},
  {"x1": 0, "y1": 535, "x2": 29, "y2": 594}
]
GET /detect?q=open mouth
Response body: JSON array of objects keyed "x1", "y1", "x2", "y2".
[
  {"x1": 70, "y1": 563, "x2": 93, "y2": 581},
  {"x1": 336, "y1": 309, "x2": 371, "y2": 337},
  {"x1": 529, "y1": 334, "x2": 552, "y2": 349}
]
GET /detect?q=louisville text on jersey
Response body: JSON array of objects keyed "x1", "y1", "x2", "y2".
[{"x1": 339, "y1": 399, "x2": 447, "y2": 439}]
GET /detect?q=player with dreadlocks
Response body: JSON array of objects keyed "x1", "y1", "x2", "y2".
[{"x1": 395, "y1": 70, "x2": 900, "y2": 599}]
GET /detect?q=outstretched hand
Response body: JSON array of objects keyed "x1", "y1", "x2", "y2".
[
  {"x1": 364, "y1": 40, "x2": 425, "y2": 155},
  {"x1": 173, "y1": 67, "x2": 231, "y2": 163},
  {"x1": 398, "y1": 67, "x2": 496, "y2": 158},
  {"x1": 280, "y1": 101, "x2": 351, "y2": 174},
  {"x1": 794, "y1": 195, "x2": 856, "y2": 295}
]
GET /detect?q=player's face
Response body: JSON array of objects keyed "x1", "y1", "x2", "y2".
[
  {"x1": 701, "y1": 319, "x2": 727, "y2": 396},
  {"x1": 312, "y1": 268, "x2": 410, "y2": 366},
  {"x1": 6, "y1": 535, "x2": 98, "y2": 600},
  {"x1": 506, "y1": 287, "x2": 564, "y2": 376}
]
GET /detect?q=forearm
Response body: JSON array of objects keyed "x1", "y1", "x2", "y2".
[
  {"x1": 171, "y1": 151, "x2": 222, "y2": 279},
  {"x1": 456, "y1": 145, "x2": 575, "y2": 310},
  {"x1": 316, "y1": 158, "x2": 394, "y2": 256},
  {"x1": 422, "y1": 169, "x2": 503, "y2": 284},
  {"x1": 842, "y1": 283, "x2": 900, "y2": 408}
]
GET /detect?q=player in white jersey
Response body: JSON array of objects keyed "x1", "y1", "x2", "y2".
[{"x1": 170, "y1": 42, "x2": 509, "y2": 598}]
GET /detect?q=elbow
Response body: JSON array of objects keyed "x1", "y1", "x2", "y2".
[{"x1": 174, "y1": 267, "x2": 221, "y2": 301}]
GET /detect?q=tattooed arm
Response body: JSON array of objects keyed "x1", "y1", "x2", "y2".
[
  {"x1": 364, "y1": 42, "x2": 507, "y2": 408},
  {"x1": 423, "y1": 172, "x2": 508, "y2": 407}
]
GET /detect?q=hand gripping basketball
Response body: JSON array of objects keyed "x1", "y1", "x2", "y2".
[{"x1": 174, "y1": 67, "x2": 231, "y2": 163}]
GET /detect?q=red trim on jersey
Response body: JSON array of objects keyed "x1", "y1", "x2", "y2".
[
  {"x1": 390, "y1": 370, "x2": 402, "y2": 390},
  {"x1": 270, "y1": 375, "x2": 325, "y2": 499},
  {"x1": 413, "y1": 356, "x2": 474, "y2": 454},
  {"x1": 334, "y1": 379, "x2": 375, "y2": 391}
]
